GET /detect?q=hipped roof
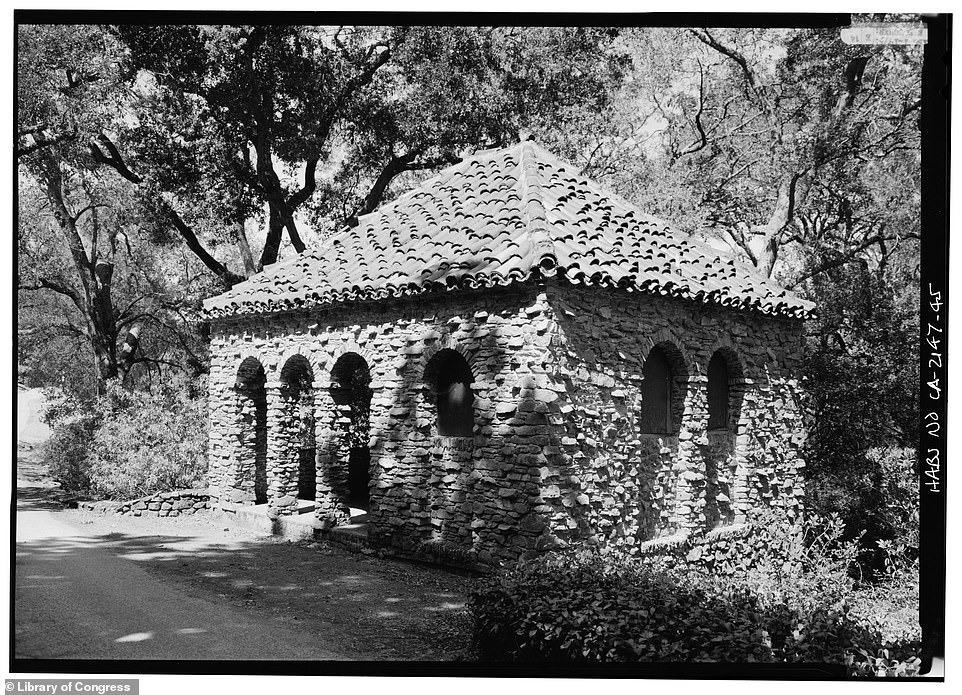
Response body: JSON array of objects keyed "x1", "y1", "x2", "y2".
[{"x1": 203, "y1": 140, "x2": 814, "y2": 320}]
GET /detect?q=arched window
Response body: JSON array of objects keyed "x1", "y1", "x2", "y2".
[
  {"x1": 424, "y1": 349, "x2": 475, "y2": 437},
  {"x1": 707, "y1": 352, "x2": 730, "y2": 430},
  {"x1": 640, "y1": 346, "x2": 672, "y2": 433}
]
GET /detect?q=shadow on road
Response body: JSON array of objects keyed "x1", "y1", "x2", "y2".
[
  {"x1": 16, "y1": 519, "x2": 475, "y2": 661},
  {"x1": 14, "y1": 386, "x2": 475, "y2": 661}
]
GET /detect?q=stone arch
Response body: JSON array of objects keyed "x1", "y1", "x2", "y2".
[
  {"x1": 706, "y1": 346, "x2": 746, "y2": 429},
  {"x1": 638, "y1": 338, "x2": 690, "y2": 435},
  {"x1": 423, "y1": 347, "x2": 476, "y2": 437},
  {"x1": 333, "y1": 340, "x2": 380, "y2": 374},
  {"x1": 642, "y1": 328, "x2": 694, "y2": 375},
  {"x1": 418, "y1": 336, "x2": 475, "y2": 377},
  {"x1": 328, "y1": 352, "x2": 375, "y2": 512},
  {"x1": 233, "y1": 356, "x2": 268, "y2": 504},
  {"x1": 276, "y1": 347, "x2": 321, "y2": 385},
  {"x1": 420, "y1": 344, "x2": 478, "y2": 546}
]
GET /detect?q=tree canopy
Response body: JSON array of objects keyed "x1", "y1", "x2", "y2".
[{"x1": 18, "y1": 21, "x2": 923, "y2": 474}]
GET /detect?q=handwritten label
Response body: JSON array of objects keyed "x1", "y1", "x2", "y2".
[{"x1": 923, "y1": 283, "x2": 943, "y2": 493}]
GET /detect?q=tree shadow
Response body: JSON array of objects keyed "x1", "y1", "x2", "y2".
[{"x1": 15, "y1": 522, "x2": 476, "y2": 661}]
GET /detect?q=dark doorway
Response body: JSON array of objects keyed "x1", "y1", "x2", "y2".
[
  {"x1": 348, "y1": 447, "x2": 371, "y2": 509},
  {"x1": 281, "y1": 355, "x2": 316, "y2": 503},
  {"x1": 236, "y1": 358, "x2": 268, "y2": 504},
  {"x1": 640, "y1": 346, "x2": 672, "y2": 433},
  {"x1": 331, "y1": 353, "x2": 373, "y2": 511},
  {"x1": 298, "y1": 448, "x2": 316, "y2": 501}
]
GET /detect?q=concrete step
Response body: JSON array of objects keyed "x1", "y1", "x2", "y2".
[
  {"x1": 220, "y1": 502, "x2": 320, "y2": 541},
  {"x1": 327, "y1": 522, "x2": 370, "y2": 552}
]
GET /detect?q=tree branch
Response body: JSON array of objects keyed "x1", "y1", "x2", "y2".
[
  {"x1": 162, "y1": 203, "x2": 244, "y2": 288},
  {"x1": 342, "y1": 149, "x2": 463, "y2": 229},
  {"x1": 678, "y1": 60, "x2": 709, "y2": 157},
  {"x1": 787, "y1": 232, "x2": 899, "y2": 288},
  {"x1": 18, "y1": 126, "x2": 78, "y2": 159},
  {"x1": 18, "y1": 277, "x2": 86, "y2": 314},
  {"x1": 689, "y1": 29, "x2": 759, "y2": 94},
  {"x1": 89, "y1": 132, "x2": 142, "y2": 183},
  {"x1": 288, "y1": 155, "x2": 320, "y2": 210}
]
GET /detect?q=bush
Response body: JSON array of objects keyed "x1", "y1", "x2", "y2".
[
  {"x1": 469, "y1": 514, "x2": 921, "y2": 675},
  {"x1": 39, "y1": 376, "x2": 208, "y2": 500},
  {"x1": 86, "y1": 377, "x2": 208, "y2": 499},
  {"x1": 41, "y1": 415, "x2": 97, "y2": 494},
  {"x1": 804, "y1": 447, "x2": 918, "y2": 577},
  {"x1": 470, "y1": 548, "x2": 868, "y2": 664}
]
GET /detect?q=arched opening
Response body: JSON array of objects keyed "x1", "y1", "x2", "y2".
[
  {"x1": 423, "y1": 349, "x2": 475, "y2": 437},
  {"x1": 703, "y1": 348, "x2": 745, "y2": 529},
  {"x1": 280, "y1": 355, "x2": 315, "y2": 503},
  {"x1": 639, "y1": 346, "x2": 673, "y2": 434},
  {"x1": 235, "y1": 358, "x2": 268, "y2": 504},
  {"x1": 330, "y1": 353, "x2": 373, "y2": 511},
  {"x1": 707, "y1": 352, "x2": 730, "y2": 430}
]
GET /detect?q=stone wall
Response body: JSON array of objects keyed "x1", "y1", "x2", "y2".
[
  {"x1": 537, "y1": 284, "x2": 806, "y2": 552},
  {"x1": 78, "y1": 489, "x2": 213, "y2": 517},
  {"x1": 207, "y1": 280, "x2": 805, "y2": 565}
]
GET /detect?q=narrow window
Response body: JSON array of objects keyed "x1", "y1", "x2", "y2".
[
  {"x1": 640, "y1": 346, "x2": 672, "y2": 433},
  {"x1": 707, "y1": 352, "x2": 729, "y2": 430},
  {"x1": 425, "y1": 349, "x2": 474, "y2": 437}
]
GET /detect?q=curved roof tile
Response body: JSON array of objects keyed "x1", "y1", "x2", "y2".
[{"x1": 204, "y1": 141, "x2": 814, "y2": 320}]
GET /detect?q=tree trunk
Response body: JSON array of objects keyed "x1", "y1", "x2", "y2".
[
  {"x1": 33, "y1": 154, "x2": 142, "y2": 392},
  {"x1": 233, "y1": 190, "x2": 259, "y2": 276},
  {"x1": 260, "y1": 203, "x2": 286, "y2": 267}
]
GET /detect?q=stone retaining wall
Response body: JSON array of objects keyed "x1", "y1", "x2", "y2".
[{"x1": 79, "y1": 488, "x2": 214, "y2": 517}]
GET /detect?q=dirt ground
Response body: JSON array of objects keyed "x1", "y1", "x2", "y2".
[{"x1": 54, "y1": 507, "x2": 480, "y2": 661}]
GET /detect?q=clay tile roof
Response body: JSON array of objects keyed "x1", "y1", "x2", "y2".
[{"x1": 203, "y1": 141, "x2": 814, "y2": 320}]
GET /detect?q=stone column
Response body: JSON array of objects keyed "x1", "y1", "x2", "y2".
[
  {"x1": 672, "y1": 374, "x2": 706, "y2": 534},
  {"x1": 205, "y1": 370, "x2": 230, "y2": 501},
  {"x1": 265, "y1": 382, "x2": 298, "y2": 517},
  {"x1": 313, "y1": 385, "x2": 351, "y2": 526}
]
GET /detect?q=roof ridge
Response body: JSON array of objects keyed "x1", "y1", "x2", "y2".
[{"x1": 518, "y1": 140, "x2": 559, "y2": 274}]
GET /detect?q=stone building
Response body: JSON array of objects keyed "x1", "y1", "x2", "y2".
[{"x1": 203, "y1": 141, "x2": 814, "y2": 566}]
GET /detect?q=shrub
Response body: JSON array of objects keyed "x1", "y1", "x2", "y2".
[
  {"x1": 470, "y1": 546, "x2": 867, "y2": 665},
  {"x1": 38, "y1": 376, "x2": 208, "y2": 500},
  {"x1": 469, "y1": 513, "x2": 922, "y2": 675},
  {"x1": 40, "y1": 386, "x2": 96, "y2": 428},
  {"x1": 86, "y1": 377, "x2": 208, "y2": 499},
  {"x1": 40, "y1": 415, "x2": 97, "y2": 494}
]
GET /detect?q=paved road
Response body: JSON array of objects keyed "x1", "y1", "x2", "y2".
[
  {"x1": 15, "y1": 509, "x2": 349, "y2": 661},
  {"x1": 14, "y1": 389, "x2": 347, "y2": 661}
]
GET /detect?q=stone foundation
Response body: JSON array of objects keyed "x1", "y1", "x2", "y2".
[{"x1": 207, "y1": 280, "x2": 806, "y2": 565}]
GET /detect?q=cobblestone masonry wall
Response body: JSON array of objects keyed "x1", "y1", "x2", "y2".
[
  {"x1": 79, "y1": 489, "x2": 213, "y2": 517},
  {"x1": 542, "y1": 284, "x2": 806, "y2": 552},
  {"x1": 207, "y1": 281, "x2": 805, "y2": 565}
]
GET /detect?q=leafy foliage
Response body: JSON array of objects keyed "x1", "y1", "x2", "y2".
[
  {"x1": 18, "y1": 24, "x2": 212, "y2": 389},
  {"x1": 802, "y1": 256, "x2": 919, "y2": 573},
  {"x1": 41, "y1": 414, "x2": 97, "y2": 494},
  {"x1": 40, "y1": 377, "x2": 208, "y2": 499},
  {"x1": 470, "y1": 513, "x2": 920, "y2": 675}
]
